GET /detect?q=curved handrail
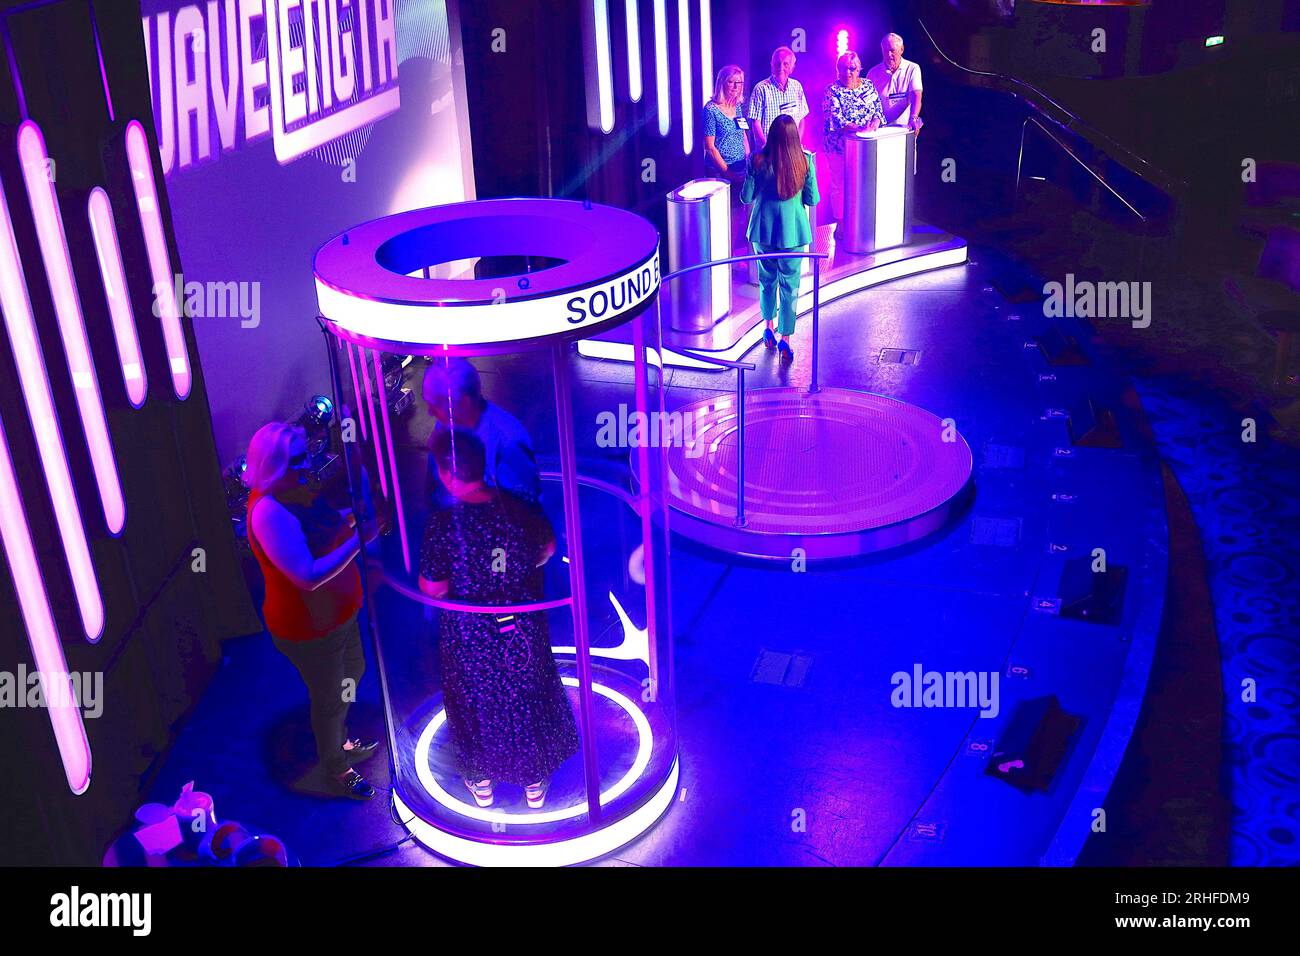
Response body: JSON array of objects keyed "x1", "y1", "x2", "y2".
[
  {"x1": 915, "y1": 17, "x2": 1186, "y2": 200},
  {"x1": 384, "y1": 576, "x2": 573, "y2": 615},
  {"x1": 657, "y1": 248, "x2": 828, "y2": 526},
  {"x1": 663, "y1": 250, "x2": 829, "y2": 282}
]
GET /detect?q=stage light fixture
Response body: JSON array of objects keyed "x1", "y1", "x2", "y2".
[
  {"x1": 837, "y1": 29, "x2": 850, "y2": 57},
  {"x1": 305, "y1": 394, "x2": 334, "y2": 426}
]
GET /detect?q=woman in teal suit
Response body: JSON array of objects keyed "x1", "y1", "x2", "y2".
[{"x1": 740, "y1": 113, "x2": 820, "y2": 364}]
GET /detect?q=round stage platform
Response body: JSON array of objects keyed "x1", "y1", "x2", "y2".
[{"x1": 664, "y1": 387, "x2": 974, "y2": 559}]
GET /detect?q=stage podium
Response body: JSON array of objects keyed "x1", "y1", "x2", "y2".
[
  {"x1": 842, "y1": 126, "x2": 915, "y2": 254},
  {"x1": 665, "y1": 178, "x2": 732, "y2": 332}
]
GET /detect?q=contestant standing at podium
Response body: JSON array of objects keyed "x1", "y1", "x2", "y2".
[
  {"x1": 868, "y1": 33, "x2": 923, "y2": 131},
  {"x1": 821, "y1": 51, "x2": 885, "y2": 229},
  {"x1": 703, "y1": 64, "x2": 751, "y2": 251},
  {"x1": 741, "y1": 114, "x2": 820, "y2": 366},
  {"x1": 747, "y1": 46, "x2": 809, "y2": 148}
]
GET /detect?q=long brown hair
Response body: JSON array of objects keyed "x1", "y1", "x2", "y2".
[{"x1": 755, "y1": 114, "x2": 807, "y2": 200}]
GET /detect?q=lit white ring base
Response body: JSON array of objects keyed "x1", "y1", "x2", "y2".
[
  {"x1": 395, "y1": 758, "x2": 679, "y2": 867},
  {"x1": 413, "y1": 677, "x2": 652, "y2": 825}
]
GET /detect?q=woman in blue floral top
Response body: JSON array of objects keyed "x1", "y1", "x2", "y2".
[
  {"x1": 821, "y1": 51, "x2": 884, "y2": 225},
  {"x1": 703, "y1": 64, "x2": 750, "y2": 183}
]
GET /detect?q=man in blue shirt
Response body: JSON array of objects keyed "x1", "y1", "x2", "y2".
[{"x1": 423, "y1": 358, "x2": 541, "y2": 510}]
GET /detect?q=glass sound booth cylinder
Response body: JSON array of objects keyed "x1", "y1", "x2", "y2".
[{"x1": 315, "y1": 205, "x2": 678, "y2": 867}]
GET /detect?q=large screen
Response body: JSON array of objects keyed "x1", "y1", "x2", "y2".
[{"x1": 140, "y1": 0, "x2": 474, "y2": 462}]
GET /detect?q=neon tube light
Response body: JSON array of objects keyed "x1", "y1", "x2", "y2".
[
  {"x1": 18, "y1": 121, "x2": 125, "y2": 537},
  {"x1": 0, "y1": 411, "x2": 92, "y2": 793},
  {"x1": 677, "y1": 0, "x2": 693, "y2": 155},
  {"x1": 87, "y1": 188, "x2": 147, "y2": 408},
  {"x1": 124, "y1": 120, "x2": 191, "y2": 400},
  {"x1": 593, "y1": 0, "x2": 615, "y2": 133},
  {"x1": 699, "y1": 0, "x2": 713, "y2": 108},
  {"x1": 345, "y1": 341, "x2": 368, "y2": 439},
  {"x1": 653, "y1": 0, "x2": 670, "y2": 136},
  {"x1": 372, "y1": 349, "x2": 409, "y2": 573},
  {"x1": 625, "y1": 0, "x2": 642, "y2": 102},
  {"x1": 357, "y1": 346, "x2": 388, "y2": 498},
  {"x1": 0, "y1": 179, "x2": 104, "y2": 641}
]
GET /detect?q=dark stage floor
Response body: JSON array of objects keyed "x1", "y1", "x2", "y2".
[{"x1": 132, "y1": 244, "x2": 1257, "y2": 867}]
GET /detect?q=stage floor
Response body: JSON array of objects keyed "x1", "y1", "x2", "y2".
[
  {"x1": 141, "y1": 248, "x2": 1170, "y2": 867},
  {"x1": 663, "y1": 386, "x2": 974, "y2": 558}
]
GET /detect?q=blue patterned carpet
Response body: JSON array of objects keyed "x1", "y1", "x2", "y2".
[{"x1": 1135, "y1": 377, "x2": 1300, "y2": 866}]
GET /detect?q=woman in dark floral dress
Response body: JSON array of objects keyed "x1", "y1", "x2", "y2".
[{"x1": 418, "y1": 427, "x2": 579, "y2": 809}]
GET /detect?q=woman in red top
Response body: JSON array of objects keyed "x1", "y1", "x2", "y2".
[{"x1": 245, "y1": 421, "x2": 377, "y2": 799}]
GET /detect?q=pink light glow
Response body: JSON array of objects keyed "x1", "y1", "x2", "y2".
[
  {"x1": 357, "y1": 346, "x2": 388, "y2": 498},
  {"x1": 346, "y1": 341, "x2": 367, "y2": 439},
  {"x1": 87, "y1": 188, "x2": 147, "y2": 408},
  {"x1": 836, "y1": 29, "x2": 850, "y2": 58},
  {"x1": 0, "y1": 411, "x2": 92, "y2": 794},
  {"x1": 372, "y1": 349, "x2": 410, "y2": 573},
  {"x1": 124, "y1": 120, "x2": 191, "y2": 400},
  {"x1": 18, "y1": 121, "x2": 125, "y2": 538},
  {"x1": 0, "y1": 164, "x2": 104, "y2": 641}
]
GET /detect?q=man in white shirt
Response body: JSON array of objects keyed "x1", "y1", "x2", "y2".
[
  {"x1": 747, "y1": 46, "x2": 809, "y2": 149},
  {"x1": 867, "y1": 33, "x2": 923, "y2": 131}
]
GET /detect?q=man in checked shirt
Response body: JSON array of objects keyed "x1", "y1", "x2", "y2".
[{"x1": 747, "y1": 46, "x2": 809, "y2": 151}]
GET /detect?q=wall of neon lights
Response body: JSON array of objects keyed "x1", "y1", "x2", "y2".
[
  {"x1": 0, "y1": 0, "x2": 256, "y2": 864},
  {"x1": 139, "y1": 0, "x2": 475, "y2": 463}
]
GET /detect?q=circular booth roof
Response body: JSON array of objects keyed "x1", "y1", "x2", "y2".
[{"x1": 314, "y1": 198, "x2": 661, "y2": 356}]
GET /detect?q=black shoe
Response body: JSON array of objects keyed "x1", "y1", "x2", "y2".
[
  {"x1": 335, "y1": 769, "x2": 375, "y2": 800},
  {"x1": 763, "y1": 327, "x2": 777, "y2": 350},
  {"x1": 778, "y1": 340, "x2": 794, "y2": 365},
  {"x1": 342, "y1": 737, "x2": 379, "y2": 763}
]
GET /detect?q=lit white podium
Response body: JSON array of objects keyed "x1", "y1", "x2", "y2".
[
  {"x1": 842, "y1": 126, "x2": 915, "y2": 254},
  {"x1": 666, "y1": 178, "x2": 732, "y2": 332}
]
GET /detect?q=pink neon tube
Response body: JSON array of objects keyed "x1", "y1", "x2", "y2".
[
  {"x1": 357, "y1": 346, "x2": 388, "y2": 498},
  {"x1": 346, "y1": 341, "x2": 367, "y2": 439},
  {"x1": 18, "y1": 121, "x2": 125, "y2": 537},
  {"x1": 124, "y1": 119, "x2": 191, "y2": 400},
  {"x1": 0, "y1": 409, "x2": 92, "y2": 794},
  {"x1": 87, "y1": 187, "x2": 147, "y2": 408},
  {"x1": 372, "y1": 349, "x2": 409, "y2": 572},
  {"x1": 0, "y1": 175, "x2": 104, "y2": 641}
]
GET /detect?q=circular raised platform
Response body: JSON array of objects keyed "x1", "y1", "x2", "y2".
[{"x1": 664, "y1": 387, "x2": 973, "y2": 559}]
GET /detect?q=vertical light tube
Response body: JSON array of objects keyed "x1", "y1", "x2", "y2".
[
  {"x1": 0, "y1": 410, "x2": 92, "y2": 793},
  {"x1": 653, "y1": 0, "x2": 670, "y2": 136},
  {"x1": 124, "y1": 119, "x2": 191, "y2": 400},
  {"x1": 876, "y1": 132, "x2": 906, "y2": 248},
  {"x1": 707, "y1": 184, "x2": 730, "y2": 319},
  {"x1": 699, "y1": 0, "x2": 713, "y2": 108},
  {"x1": 371, "y1": 350, "x2": 409, "y2": 573},
  {"x1": 345, "y1": 340, "x2": 368, "y2": 439},
  {"x1": 629, "y1": 315, "x2": 661, "y2": 699},
  {"x1": 357, "y1": 346, "x2": 388, "y2": 498},
  {"x1": 87, "y1": 188, "x2": 147, "y2": 408},
  {"x1": 676, "y1": 0, "x2": 693, "y2": 155},
  {"x1": 18, "y1": 121, "x2": 125, "y2": 537},
  {"x1": 593, "y1": 0, "x2": 615, "y2": 133},
  {"x1": 0, "y1": 177, "x2": 103, "y2": 641},
  {"x1": 625, "y1": 0, "x2": 642, "y2": 102}
]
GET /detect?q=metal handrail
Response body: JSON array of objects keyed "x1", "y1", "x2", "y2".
[
  {"x1": 659, "y1": 249, "x2": 828, "y2": 527},
  {"x1": 1016, "y1": 115, "x2": 1149, "y2": 224},
  {"x1": 916, "y1": 17, "x2": 1187, "y2": 205}
]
